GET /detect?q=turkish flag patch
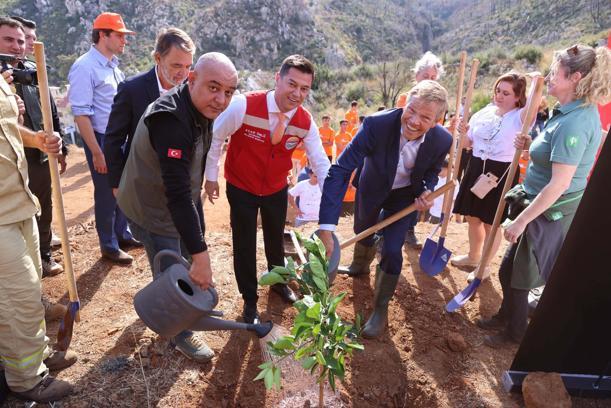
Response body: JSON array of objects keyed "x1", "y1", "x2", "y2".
[{"x1": 167, "y1": 148, "x2": 182, "y2": 159}]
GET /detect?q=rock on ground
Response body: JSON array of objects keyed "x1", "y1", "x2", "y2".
[
  {"x1": 446, "y1": 332, "x2": 468, "y2": 352},
  {"x1": 522, "y1": 372, "x2": 572, "y2": 408}
]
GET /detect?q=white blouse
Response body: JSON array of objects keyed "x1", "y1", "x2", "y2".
[{"x1": 468, "y1": 104, "x2": 525, "y2": 162}]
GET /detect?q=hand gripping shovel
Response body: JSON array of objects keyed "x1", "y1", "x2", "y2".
[
  {"x1": 325, "y1": 180, "x2": 457, "y2": 277},
  {"x1": 446, "y1": 76, "x2": 545, "y2": 312},
  {"x1": 290, "y1": 230, "x2": 341, "y2": 284},
  {"x1": 419, "y1": 52, "x2": 470, "y2": 276},
  {"x1": 34, "y1": 42, "x2": 81, "y2": 350}
]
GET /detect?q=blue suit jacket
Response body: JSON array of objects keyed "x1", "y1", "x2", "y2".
[
  {"x1": 319, "y1": 108, "x2": 452, "y2": 225},
  {"x1": 105, "y1": 67, "x2": 160, "y2": 188}
]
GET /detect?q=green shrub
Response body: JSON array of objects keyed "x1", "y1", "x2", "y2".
[
  {"x1": 488, "y1": 46, "x2": 507, "y2": 60},
  {"x1": 312, "y1": 63, "x2": 331, "y2": 90},
  {"x1": 474, "y1": 51, "x2": 491, "y2": 73},
  {"x1": 471, "y1": 92, "x2": 491, "y2": 115},
  {"x1": 345, "y1": 82, "x2": 367, "y2": 104},
  {"x1": 351, "y1": 64, "x2": 374, "y2": 80},
  {"x1": 513, "y1": 45, "x2": 543, "y2": 65}
]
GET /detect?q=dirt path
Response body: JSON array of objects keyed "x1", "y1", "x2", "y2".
[{"x1": 5, "y1": 148, "x2": 603, "y2": 407}]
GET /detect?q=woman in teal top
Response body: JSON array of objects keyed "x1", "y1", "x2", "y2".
[{"x1": 478, "y1": 43, "x2": 611, "y2": 348}]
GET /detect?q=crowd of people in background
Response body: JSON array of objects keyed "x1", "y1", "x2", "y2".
[{"x1": 1, "y1": 10, "x2": 610, "y2": 404}]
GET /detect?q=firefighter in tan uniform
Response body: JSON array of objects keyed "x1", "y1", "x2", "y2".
[{"x1": 0, "y1": 69, "x2": 75, "y2": 403}]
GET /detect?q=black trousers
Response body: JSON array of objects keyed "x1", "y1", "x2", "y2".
[
  {"x1": 226, "y1": 183, "x2": 288, "y2": 304},
  {"x1": 26, "y1": 155, "x2": 53, "y2": 262},
  {"x1": 498, "y1": 243, "x2": 529, "y2": 341}
]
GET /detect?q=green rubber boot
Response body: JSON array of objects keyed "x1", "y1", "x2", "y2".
[
  {"x1": 338, "y1": 242, "x2": 377, "y2": 276},
  {"x1": 362, "y1": 266, "x2": 400, "y2": 339}
]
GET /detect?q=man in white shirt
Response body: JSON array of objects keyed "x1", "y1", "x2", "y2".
[
  {"x1": 204, "y1": 55, "x2": 330, "y2": 324},
  {"x1": 288, "y1": 168, "x2": 322, "y2": 226}
]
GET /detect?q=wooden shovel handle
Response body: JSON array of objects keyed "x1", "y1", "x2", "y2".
[
  {"x1": 289, "y1": 230, "x2": 307, "y2": 264},
  {"x1": 451, "y1": 58, "x2": 480, "y2": 183},
  {"x1": 439, "y1": 52, "x2": 467, "y2": 238},
  {"x1": 474, "y1": 76, "x2": 545, "y2": 280},
  {"x1": 340, "y1": 180, "x2": 457, "y2": 249},
  {"x1": 34, "y1": 42, "x2": 80, "y2": 320}
]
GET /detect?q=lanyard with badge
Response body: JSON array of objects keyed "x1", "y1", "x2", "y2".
[{"x1": 471, "y1": 112, "x2": 510, "y2": 199}]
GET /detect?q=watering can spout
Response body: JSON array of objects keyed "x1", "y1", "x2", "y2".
[
  {"x1": 249, "y1": 320, "x2": 274, "y2": 338},
  {"x1": 190, "y1": 315, "x2": 274, "y2": 339}
]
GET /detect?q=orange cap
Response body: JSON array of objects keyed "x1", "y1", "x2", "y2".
[{"x1": 93, "y1": 12, "x2": 135, "y2": 34}]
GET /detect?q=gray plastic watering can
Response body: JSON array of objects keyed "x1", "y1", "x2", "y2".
[{"x1": 133, "y1": 250, "x2": 273, "y2": 338}]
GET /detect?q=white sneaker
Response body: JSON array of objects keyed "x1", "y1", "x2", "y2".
[
  {"x1": 51, "y1": 232, "x2": 61, "y2": 247},
  {"x1": 172, "y1": 333, "x2": 214, "y2": 363},
  {"x1": 450, "y1": 254, "x2": 479, "y2": 268}
]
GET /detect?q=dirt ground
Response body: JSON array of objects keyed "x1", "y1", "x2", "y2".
[{"x1": 5, "y1": 148, "x2": 609, "y2": 407}]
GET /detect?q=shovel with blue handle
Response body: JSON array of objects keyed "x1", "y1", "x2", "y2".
[{"x1": 446, "y1": 75, "x2": 545, "y2": 312}]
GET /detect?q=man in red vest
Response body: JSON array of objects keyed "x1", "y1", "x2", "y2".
[{"x1": 205, "y1": 55, "x2": 330, "y2": 323}]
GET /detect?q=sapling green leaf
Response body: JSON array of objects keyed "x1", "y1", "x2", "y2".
[
  {"x1": 254, "y1": 234, "x2": 364, "y2": 398},
  {"x1": 264, "y1": 367, "x2": 274, "y2": 389},
  {"x1": 302, "y1": 356, "x2": 317, "y2": 370},
  {"x1": 301, "y1": 239, "x2": 320, "y2": 257},
  {"x1": 258, "y1": 271, "x2": 285, "y2": 286},
  {"x1": 306, "y1": 303, "x2": 321, "y2": 320}
]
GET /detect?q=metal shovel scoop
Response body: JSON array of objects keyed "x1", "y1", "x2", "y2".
[{"x1": 419, "y1": 214, "x2": 453, "y2": 276}]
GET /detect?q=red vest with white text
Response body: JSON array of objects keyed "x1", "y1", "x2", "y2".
[{"x1": 224, "y1": 91, "x2": 311, "y2": 195}]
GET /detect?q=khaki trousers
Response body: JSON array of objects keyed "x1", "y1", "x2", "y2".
[{"x1": 0, "y1": 217, "x2": 50, "y2": 392}]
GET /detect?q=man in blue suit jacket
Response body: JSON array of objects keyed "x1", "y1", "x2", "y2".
[
  {"x1": 105, "y1": 27, "x2": 195, "y2": 194},
  {"x1": 318, "y1": 80, "x2": 452, "y2": 338}
]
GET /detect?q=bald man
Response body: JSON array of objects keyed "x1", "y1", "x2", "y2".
[{"x1": 117, "y1": 53, "x2": 238, "y2": 362}]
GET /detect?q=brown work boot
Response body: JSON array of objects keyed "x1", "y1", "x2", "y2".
[
  {"x1": 42, "y1": 259, "x2": 64, "y2": 278},
  {"x1": 101, "y1": 249, "x2": 133, "y2": 265},
  {"x1": 13, "y1": 375, "x2": 73, "y2": 403},
  {"x1": 42, "y1": 297, "x2": 67, "y2": 322},
  {"x1": 404, "y1": 229, "x2": 422, "y2": 249},
  {"x1": 44, "y1": 350, "x2": 78, "y2": 371}
]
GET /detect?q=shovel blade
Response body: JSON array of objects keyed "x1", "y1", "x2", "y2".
[
  {"x1": 56, "y1": 301, "x2": 80, "y2": 351},
  {"x1": 419, "y1": 237, "x2": 451, "y2": 277},
  {"x1": 446, "y1": 279, "x2": 482, "y2": 313}
]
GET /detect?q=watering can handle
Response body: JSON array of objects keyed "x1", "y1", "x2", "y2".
[
  {"x1": 153, "y1": 249, "x2": 192, "y2": 274},
  {"x1": 208, "y1": 310, "x2": 224, "y2": 317}
]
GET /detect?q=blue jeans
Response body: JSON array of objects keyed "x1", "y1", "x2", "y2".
[
  {"x1": 83, "y1": 132, "x2": 132, "y2": 253},
  {"x1": 128, "y1": 220, "x2": 192, "y2": 339}
]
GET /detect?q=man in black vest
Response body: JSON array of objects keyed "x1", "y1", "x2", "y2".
[
  {"x1": 105, "y1": 27, "x2": 195, "y2": 194},
  {"x1": 117, "y1": 53, "x2": 238, "y2": 363}
]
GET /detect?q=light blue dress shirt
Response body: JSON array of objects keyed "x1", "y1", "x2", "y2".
[
  {"x1": 391, "y1": 133, "x2": 426, "y2": 190},
  {"x1": 67, "y1": 46, "x2": 124, "y2": 134}
]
